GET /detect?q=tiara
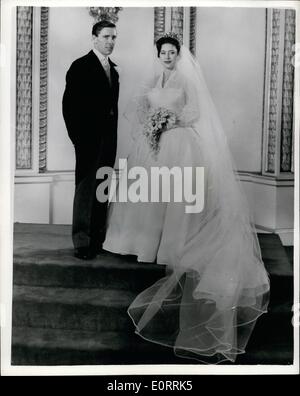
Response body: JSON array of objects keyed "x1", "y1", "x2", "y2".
[{"x1": 158, "y1": 31, "x2": 182, "y2": 45}]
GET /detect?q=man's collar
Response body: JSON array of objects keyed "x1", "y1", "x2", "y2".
[
  {"x1": 92, "y1": 48, "x2": 117, "y2": 67},
  {"x1": 93, "y1": 48, "x2": 108, "y2": 63}
]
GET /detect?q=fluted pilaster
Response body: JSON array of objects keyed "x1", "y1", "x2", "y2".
[
  {"x1": 189, "y1": 7, "x2": 196, "y2": 55},
  {"x1": 263, "y1": 8, "x2": 295, "y2": 177},
  {"x1": 16, "y1": 6, "x2": 33, "y2": 170},
  {"x1": 171, "y1": 7, "x2": 184, "y2": 44},
  {"x1": 39, "y1": 7, "x2": 48, "y2": 173},
  {"x1": 154, "y1": 6, "x2": 195, "y2": 50},
  {"x1": 280, "y1": 9, "x2": 295, "y2": 172},
  {"x1": 154, "y1": 7, "x2": 166, "y2": 42}
]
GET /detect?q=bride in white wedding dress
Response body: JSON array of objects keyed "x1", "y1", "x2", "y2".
[{"x1": 103, "y1": 33, "x2": 270, "y2": 364}]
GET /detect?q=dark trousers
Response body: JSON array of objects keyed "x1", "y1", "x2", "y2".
[{"x1": 72, "y1": 125, "x2": 117, "y2": 250}]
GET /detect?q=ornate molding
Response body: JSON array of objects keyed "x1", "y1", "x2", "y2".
[
  {"x1": 171, "y1": 7, "x2": 184, "y2": 44},
  {"x1": 189, "y1": 7, "x2": 196, "y2": 55},
  {"x1": 39, "y1": 7, "x2": 49, "y2": 173},
  {"x1": 16, "y1": 6, "x2": 33, "y2": 170},
  {"x1": 266, "y1": 9, "x2": 281, "y2": 173},
  {"x1": 154, "y1": 7, "x2": 166, "y2": 43},
  {"x1": 263, "y1": 8, "x2": 295, "y2": 178},
  {"x1": 88, "y1": 7, "x2": 123, "y2": 24},
  {"x1": 154, "y1": 6, "x2": 195, "y2": 51},
  {"x1": 280, "y1": 9, "x2": 295, "y2": 172},
  {"x1": 16, "y1": 7, "x2": 49, "y2": 173}
]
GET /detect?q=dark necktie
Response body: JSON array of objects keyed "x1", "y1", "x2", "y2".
[{"x1": 102, "y1": 57, "x2": 111, "y2": 84}]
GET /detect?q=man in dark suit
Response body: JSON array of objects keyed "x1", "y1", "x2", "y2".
[{"x1": 62, "y1": 20, "x2": 119, "y2": 259}]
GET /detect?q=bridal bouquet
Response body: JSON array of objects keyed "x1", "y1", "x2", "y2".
[{"x1": 143, "y1": 108, "x2": 177, "y2": 155}]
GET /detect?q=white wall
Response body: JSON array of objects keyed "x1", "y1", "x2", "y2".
[
  {"x1": 14, "y1": 174, "x2": 74, "y2": 224},
  {"x1": 13, "y1": 172, "x2": 294, "y2": 245},
  {"x1": 196, "y1": 7, "x2": 266, "y2": 172},
  {"x1": 47, "y1": 7, "x2": 154, "y2": 171},
  {"x1": 47, "y1": 7, "x2": 90, "y2": 171}
]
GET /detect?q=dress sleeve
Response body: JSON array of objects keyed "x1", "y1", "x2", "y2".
[
  {"x1": 177, "y1": 76, "x2": 200, "y2": 127},
  {"x1": 124, "y1": 77, "x2": 156, "y2": 141},
  {"x1": 136, "y1": 93, "x2": 150, "y2": 124}
]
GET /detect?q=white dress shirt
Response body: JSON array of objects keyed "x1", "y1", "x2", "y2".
[
  {"x1": 93, "y1": 48, "x2": 115, "y2": 116},
  {"x1": 93, "y1": 48, "x2": 111, "y2": 83}
]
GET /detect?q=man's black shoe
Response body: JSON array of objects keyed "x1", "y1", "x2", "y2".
[
  {"x1": 90, "y1": 240, "x2": 105, "y2": 255},
  {"x1": 74, "y1": 247, "x2": 97, "y2": 260},
  {"x1": 97, "y1": 246, "x2": 106, "y2": 255}
]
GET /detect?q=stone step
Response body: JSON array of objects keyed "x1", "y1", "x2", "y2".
[
  {"x1": 12, "y1": 285, "x2": 135, "y2": 332},
  {"x1": 13, "y1": 248, "x2": 293, "y2": 301},
  {"x1": 12, "y1": 284, "x2": 293, "y2": 336},
  {"x1": 11, "y1": 326, "x2": 293, "y2": 366},
  {"x1": 268, "y1": 274, "x2": 294, "y2": 305},
  {"x1": 10, "y1": 326, "x2": 184, "y2": 365},
  {"x1": 245, "y1": 300, "x2": 293, "y2": 346},
  {"x1": 236, "y1": 342, "x2": 294, "y2": 365},
  {"x1": 13, "y1": 249, "x2": 164, "y2": 292},
  {"x1": 12, "y1": 226, "x2": 294, "y2": 366}
]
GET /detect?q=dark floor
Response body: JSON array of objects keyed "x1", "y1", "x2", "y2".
[{"x1": 284, "y1": 246, "x2": 294, "y2": 265}]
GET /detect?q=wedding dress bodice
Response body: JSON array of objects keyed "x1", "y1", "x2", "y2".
[
  {"x1": 147, "y1": 87, "x2": 185, "y2": 114},
  {"x1": 138, "y1": 70, "x2": 200, "y2": 127},
  {"x1": 144, "y1": 70, "x2": 200, "y2": 126}
]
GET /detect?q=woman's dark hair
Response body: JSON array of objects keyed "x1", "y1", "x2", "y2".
[
  {"x1": 156, "y1": 36, "x2": 181, "y2": 56},
  {"x1": 92, "y1": 20, "x2": 116, "y2": 36}
]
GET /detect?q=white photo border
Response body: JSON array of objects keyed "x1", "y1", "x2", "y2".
[{"x1": 1, "y1": 0, "x2": 299, "y2": 376}]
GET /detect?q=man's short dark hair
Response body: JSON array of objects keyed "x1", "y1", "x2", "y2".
[{"x1": 92, "y1": 20, "x2": 116, "y2": 36}]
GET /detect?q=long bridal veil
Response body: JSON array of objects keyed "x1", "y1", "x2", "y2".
[{"x1": 126, "y1": 45, "x2": 270, "y2": 363}]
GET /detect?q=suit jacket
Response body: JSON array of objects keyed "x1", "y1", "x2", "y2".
[{"x1": 62, "y1": 50, "x2": 119, "y2": 149}]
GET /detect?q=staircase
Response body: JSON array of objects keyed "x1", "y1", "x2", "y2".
[{"x1": 11, "y1": 224, "x2": 294, "y2": 365}]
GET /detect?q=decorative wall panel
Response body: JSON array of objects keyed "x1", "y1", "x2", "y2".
[
  {"x1": 264, "y1": 8, "x2": 295, "y2": 177},
  {"x1": 189, "y1": 7, "x2": 196, "y2": 55},
  {"x1": 266, "y1": 9, "x2": 281, "y2": 173},
  {"x1": 16, "y1": 6, "x2": 33, "y2": 169},
  {"x1": 280, "y1": 9, "x2": 295, "y2": 172},
  {"x1": 39, "y1": 7, "x2": 49, "y2": 172},
  {"x1": 154, "y1": 7, "x2": 165, "y2": 42},
  {"x1": 171, "y1": 7, "x2": 184, "y2": 44}
]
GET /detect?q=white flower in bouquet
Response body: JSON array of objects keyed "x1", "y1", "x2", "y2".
[{"x1": 143, "y1": 107, "x2": 177, "y2": 155}]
